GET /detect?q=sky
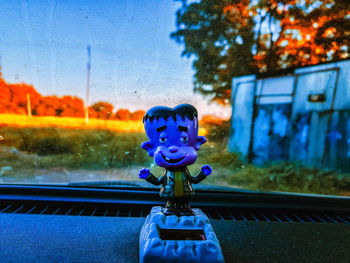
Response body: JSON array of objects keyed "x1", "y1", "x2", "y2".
[{"x1": 0, "y1": 0, "x2": 231, "y2": 118}]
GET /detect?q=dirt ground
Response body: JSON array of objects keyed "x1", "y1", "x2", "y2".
[{"x1": 0, "y1": 166, "x2": 146, "y2": 185}]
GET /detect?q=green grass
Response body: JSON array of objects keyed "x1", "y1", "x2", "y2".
[
  {"x1": 224, "y1": 162, "x2": 350, "y2": 196},
  {"x1": 0, "y1": 127, "x2": 149, "y2": 169},
  {"x1": 0, "y1": 127, "x2": 349, "y2": 196}
]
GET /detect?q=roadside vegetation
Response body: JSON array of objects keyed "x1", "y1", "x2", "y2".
[{"x1": 0, "y1": 127, "x2": 349, "y2": 196}]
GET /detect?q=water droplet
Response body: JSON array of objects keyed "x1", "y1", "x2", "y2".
[{"x1": 241, "y1": 165, "x2": 245, "y2": 168}]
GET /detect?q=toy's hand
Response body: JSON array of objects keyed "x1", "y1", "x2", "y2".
[
  {"x1": 201, "y1": 165, "x2": 212, "y2": 176},
  {"x1": 139, "y1": 168, "x2": 150, "y2": 179}
]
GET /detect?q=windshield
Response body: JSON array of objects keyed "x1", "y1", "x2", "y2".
[{"x1": 0, "y1": 0, "x2": 349, "y2": 197}]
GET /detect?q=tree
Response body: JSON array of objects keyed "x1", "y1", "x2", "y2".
[
  {"x1": 171, "y1": 0, "x2": 256, "y2": 104},
  {"x1": 130, "y1": 110, "x2": 146, "y2": 121},
  {"x1": 89, "y1": 102, "x2": 114, "y2": 119},
  {"x1": 171, "y1": 0, "x2": 350, "y2": 105},
  {"x1": 114, "y1": 109, "x2": 131, "y2": 120}
]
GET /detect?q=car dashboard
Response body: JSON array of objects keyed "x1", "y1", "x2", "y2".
[{"x1": 0, "y1": 185, "x2": 349, "y2": 263}]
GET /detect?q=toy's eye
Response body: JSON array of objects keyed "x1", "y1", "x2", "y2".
[
  {"x1": 159, "y1": 137, "x2": 167, "y2": 143},
  {"x1": 180, "y1": 136, "x2": 188, "y2": 143}
]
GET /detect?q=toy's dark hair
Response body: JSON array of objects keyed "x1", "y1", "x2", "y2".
[{"x1": 143, "y1": 104, "x2": 198, "y2": 122}]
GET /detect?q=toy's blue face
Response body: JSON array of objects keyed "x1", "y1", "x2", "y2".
[{"x1": 141, "y1": 115, "x2": 206, "y2": 168}]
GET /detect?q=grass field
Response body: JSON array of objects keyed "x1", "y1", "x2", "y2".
[
  {"x1": 0, "y1": 114, "x2": 207, "y2": 134},
  {"x1": 0, "y1": 114, "x2": 144, "y2": 132},
  {"x1": 0, "y1": 126, "x2": 349, "y2": 196}
]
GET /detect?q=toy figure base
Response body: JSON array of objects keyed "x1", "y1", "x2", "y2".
[
  {"x1": 161, "y1": 207, "x2": 194, "y2": 216},
  {"x1": 139, "y1": 206, "x2": 224, "y2": 263}
]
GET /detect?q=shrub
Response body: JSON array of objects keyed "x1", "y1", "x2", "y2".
[
  {"x1": 1, "y1": 127, "x2": 149, "y2": 168},
  {"x1": 70, "y1": 130, "x2": 149, "y2": 168},
  {"x1": 225, "y1": 161, "x2": 350, "y2": 195},
  {"x1": 18, "y1": 128, "x2": 74, "y2": 155},
  {"x1": 204, "y1": 120, "x2": 230, "y2": 145}
]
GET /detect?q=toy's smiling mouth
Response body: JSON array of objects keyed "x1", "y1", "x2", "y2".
[{"x1": 161, "y1": 153, "x2": 185, "y2": 164}]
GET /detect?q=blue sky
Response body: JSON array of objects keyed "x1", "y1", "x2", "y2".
[{"x1": 0, "y1": 0, "x2": 231, "y2": 118}]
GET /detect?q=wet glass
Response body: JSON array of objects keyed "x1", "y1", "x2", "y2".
[{"x1": 0, "y1": 0, "x2": 349, "y2": 197}]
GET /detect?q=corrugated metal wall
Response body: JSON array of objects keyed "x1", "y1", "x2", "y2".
[{"x1": 228, "y1": 60, "x2": 350, "y2": 171}]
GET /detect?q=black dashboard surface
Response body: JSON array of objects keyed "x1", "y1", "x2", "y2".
[{"x1": 0, "y1": 212, "x2": 349, "y2": 263}]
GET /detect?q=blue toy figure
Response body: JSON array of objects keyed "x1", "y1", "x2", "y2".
[
  {"x1": 139, "y1": 104, "x2": 212, "y2": 216},
  {"x1": 138, "y1": 104, "x2": 224, "y2": 263}
]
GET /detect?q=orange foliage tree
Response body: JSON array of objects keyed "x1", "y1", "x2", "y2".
[
  {"x1": 0, "y1": 71, "x2": 146, "y2": 120},
  {"x1": 172, "y1": 0, "x2": 350, "y2": 104},
  {"x1": 88, "y1": 101, "x2": 114, "y2": 119},
  {"x1": 114, "y1": 109, "x2": 131, "y2": 120},
  {"x1": 33, "y1": 96, "x2": 85, "y2": 117},
  {"x1": 0, "y1": 70, "x2": 85, "y2": 117},
  {"x1": 129, "y1": 110, "x2": 146, "y2": 121},
  {"x1": 251, "y1": 0, "x2": 350, "y2": 71}
]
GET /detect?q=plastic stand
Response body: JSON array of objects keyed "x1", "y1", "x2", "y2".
[{"x1": 139, "y1": 206, "x2": 224, "y2": 263}]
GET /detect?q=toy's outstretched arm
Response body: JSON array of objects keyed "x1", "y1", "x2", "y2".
[
  {"x1": 139, "y1": 168, "x2": 164, "y2": 186},
  {"x1": 190, "y1": 165, "x2": 212, "y2": 184}
]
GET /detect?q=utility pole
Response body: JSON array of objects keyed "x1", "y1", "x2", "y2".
[
  {"x1": 85, "y1": 45, "x2": 91, "y2": 124},
  {"x1": 26, "y1": 93, "x2": 32, "y2": 118}
]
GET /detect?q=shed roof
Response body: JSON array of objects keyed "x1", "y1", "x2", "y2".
[{"x1": 236, "y1": 58, "x2": 350, "y2": 80}]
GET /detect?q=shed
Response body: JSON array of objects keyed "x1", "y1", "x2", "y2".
[{"x1": 228, "y1": 60, "x2": 350, "y2": 171}]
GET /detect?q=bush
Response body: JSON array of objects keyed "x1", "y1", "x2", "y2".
[
  {"x1": 0, "y1": 127, "x2": 150, "y2": 169},
  {"x1": 70, "y1": 130, "x2": 149, "y2": 169},
  {"x1": 204, "y1": 120, "x2": 230, "y2": 145},
  {"x1": 16, "y1": 128, "x2": 74, "y2": 155},
  {"x1": 225, "y1": 161, "x2": 350, "y2": 195},
  {"x1": 19, "y1": 133, "x2": 74, "y2": 155}
]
